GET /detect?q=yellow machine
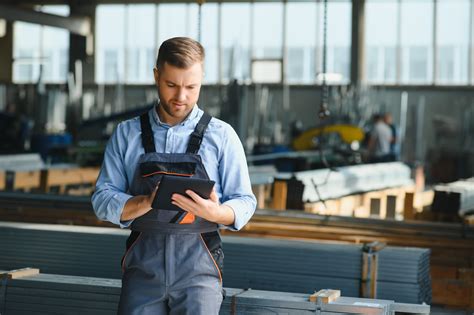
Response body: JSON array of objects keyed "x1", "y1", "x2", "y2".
[{"x1": 292, "y1": 124, "x2": 365, "y2": 151}]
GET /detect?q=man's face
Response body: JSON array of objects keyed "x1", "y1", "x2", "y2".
[{"x1": 154, "y1": 62, "x2": 203, "y2": 124}]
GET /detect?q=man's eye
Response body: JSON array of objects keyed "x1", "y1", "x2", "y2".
[{"x1": 167, "y1": 84, "x2": 175, "y2": 87}]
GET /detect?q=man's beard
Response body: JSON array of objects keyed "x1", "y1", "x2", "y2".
[{"x1": 158, "y1": 100, "x2": 175, "y2": 117}]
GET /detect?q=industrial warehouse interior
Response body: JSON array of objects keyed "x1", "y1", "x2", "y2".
[{"x1": 0, "y1": 0, "x2": 473, "y2": 314}]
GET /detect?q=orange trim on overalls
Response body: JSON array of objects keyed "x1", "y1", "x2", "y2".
[
  {"x1": 142, "y1": 171, "x2": 194, "y2": 178},
  {"x1": 179, "y1": 213, "x2": 195, "y2": 224},
  {"x1": 121, "y1": 233, "x2": 142, "y2": 273},
  {"x1": 199, "y1": 235, "x2": 222, "y2": 284}
]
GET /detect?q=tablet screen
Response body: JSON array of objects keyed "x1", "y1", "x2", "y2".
[{"x1": 151, "y1": 175, "x2": 215, "y2": 211}]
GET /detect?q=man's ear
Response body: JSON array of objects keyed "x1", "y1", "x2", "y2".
[{"x1": 153, "y1": 67, "x2": 160, "y2": 85}]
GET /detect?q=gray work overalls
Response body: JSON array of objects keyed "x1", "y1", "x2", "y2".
[{"x1": 119, "y1": 111, "x2": 224, "y2": 315}]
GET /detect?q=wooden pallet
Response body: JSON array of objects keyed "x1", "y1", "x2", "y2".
[
  {"x1": 0, "y1": 167, "x2": 99, "y2": 194},
  {"x1": 306, "y1": 188, "x2": 435, "y2": 220}
]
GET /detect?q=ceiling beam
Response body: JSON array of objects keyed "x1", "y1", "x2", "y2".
[{"x1": 0, "y1": 4, "x2": 90, "y2": 36}]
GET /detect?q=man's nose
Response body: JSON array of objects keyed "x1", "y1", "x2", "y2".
[{"x1": 175, "y1": 88, "x2": 186, "y2": 102}]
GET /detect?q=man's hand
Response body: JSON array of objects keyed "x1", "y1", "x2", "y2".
[
  {"x1": 171, "y1": 189, "x2": 235, "y2": 226},
  {"x1": 120, "y1": 185, "x2": 159, "y2": 222}
]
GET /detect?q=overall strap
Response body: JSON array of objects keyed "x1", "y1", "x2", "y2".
[
  {"x1": 140, "y1": 112, "x2": 156, "y2": 154},
  {"x1": 186, "y1": 112, "x2": 212, "y2": 154}
]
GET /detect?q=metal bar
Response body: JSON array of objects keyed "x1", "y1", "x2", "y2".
[
  {"x1": 0, "y1": 5, "x2": 90, "y2": 36},
  {"x1": 432, "y1": 0, "x2": 437, "y2": 84},
  {"x1": 396, "y1": 0, "x2": 402, "y2": 83},
  {"x1": 469, "y1": 0, "x2": 474, "y2": 84}
]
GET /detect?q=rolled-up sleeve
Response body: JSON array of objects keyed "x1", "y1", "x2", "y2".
[
  {"x1": 91, "y1": 123, "x2": 134, "y2": 228},
  {"x1": 218, "y1": 126, "x2": 257, "y2": 231}
]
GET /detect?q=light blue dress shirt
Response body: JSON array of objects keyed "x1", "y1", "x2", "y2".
[{"x1": 91, "y1": 104, "x2": 257, "y2": 231}]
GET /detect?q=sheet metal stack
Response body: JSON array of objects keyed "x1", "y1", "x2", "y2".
[
  {"x1": 432, "y1": 178, "x2": 474, "y2": 215},
  {"x1": 223, "y1": 237, "x2": 431, "y2": 304},
  {"x1": 377, "y1": 247, "x2": 431, "y2": 304},
  {"x1": 0, "y1": 272, "x2": 429, "y2": 315},
  {"x1": 0, "y1": 223, "x2": 126, "y2": 279},
  {"x1": 0, "y1": 222, "x2": 430, "y2": 304},
  {"x1": 276, "y1": 162, "x2": 413, "y2": 202},
  {"x1": 1, "y1": 273, "x2": 121, "y2": 314}
]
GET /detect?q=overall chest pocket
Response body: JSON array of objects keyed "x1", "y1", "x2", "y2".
[
  {"x1": 140, "y1": 161, "x2": 197, "y2": 178},
  {"x1": 134, "y1": 161, "x2": 197, "y2": 196}
]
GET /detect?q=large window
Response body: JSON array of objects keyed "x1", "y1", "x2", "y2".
[
  {"x1": 157, "y1": 4, "x2": 189, "y2": 43},
  {"x1": 365, "y1": 1, "x2": 398, "y2": 84},
  {"x1": 436, "y1": 0, "x2": 470, "y2": 85},
  {"x1": 324, "y1": 1, "x2": 352, "y2": 84},
  {"x1": 126, "y1": 5, "x2": 156, "y2": 84},
  {"x1": 221, "y1": 3, "x2": 252, "y2": 83},
  {"x1": 400, "y1": 0, "x2": 434, "y2": 84},
  {"x1": 95, "y1": 2, "x2": 352, "y2": 85},
  {"x1": 200, "y1": 4, "x2": 219, "y2": 83},
  {"x1": 13, "y1": 5, "x2": 69, "y2": 83},
  {"x1": 283, "y1": 0, "x2": 352, "y2": 84},
  {"x1": 365, "y1": 0, "x2": 471, "y2": 85},
  {"x1": 253, "y1": 3, "x2": 284, "y2": 59},
  {"x1": 97, "y1": 4, "x2": 218, "y2": 84},
  {"x1": 286, "y1": 2, "x2": 317, "y2": 84},
  {"x1": 96, "y1": 5, "x2": 126, "y2": 83}
]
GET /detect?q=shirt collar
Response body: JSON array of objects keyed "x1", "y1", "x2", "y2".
[{"x1": 151, "y1": 102, "x2": 200, "y2": 128}]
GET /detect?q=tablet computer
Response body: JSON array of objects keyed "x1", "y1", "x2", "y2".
[{"x1": 152, "y1": 175, "x2": 215, "y2": 211}]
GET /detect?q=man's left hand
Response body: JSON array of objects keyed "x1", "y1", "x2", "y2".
[{"x1": 171, "y1": 189, "x2": 234, "y2": 225}]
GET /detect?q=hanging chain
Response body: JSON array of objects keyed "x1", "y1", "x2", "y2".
[
  {"x1": 198, "y1": 3, "x2": 202, "y2": 42},
  {"x1": 197, "y1": 0, "x2": 205, "y2": 42},
  {"x1": 319, "y1": 0, "x2": 330, "y2": 119}
]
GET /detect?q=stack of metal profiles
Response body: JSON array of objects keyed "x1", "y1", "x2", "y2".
[
  {"x1": 0, "y1": 222, "x2": 430, "y2": 304},
  {"x1": 275, "y1": 162, "x2": 413, "y2": 202},
  {"x1": 0, "y1": 272, "x2": 429, "y2": 315},
  {"x1": 377, "y1": 247, "x2": 431, "y2": 304},
  {"x1": 432, "y1": 178, "x2": 474, "y2": 215},
  {"x1": 223, "y1": 237, "x2": 431, "y2": 304}
]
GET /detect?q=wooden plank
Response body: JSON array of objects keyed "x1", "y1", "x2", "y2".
[
  {"x1": 464, "y1": 215, "x2": 474, "y2": 226},
  {"x1": 40, "y1": 167, "x2": 99, "y2": 193},
  {"x1": 303, "y1": 186, "x2": 415, "y2": 219},
  {"x1": 404, "y1": 192, "x2": 415, "y2": 220},
  {"x1": 0, "y1": 171, "x2": 4, "y2": 190},
  {"x1": 309, "y1": 289, "x2": 341, "y2": 303},
  {"x1": 252, "y1": 184, "x2": 266, "y2": 209},
  {"x1": 430, "y1": 266, "x2": 458, "y2": 279},
  {"x1": 13, "y1": 171, "x2": 41, "y2": 191},
  {"x1": 2, "y1": 267, "x2": 40, "y2": 279},
  {"x1": 272, "y1": 180, "x2": 288, "y2": 210},
  {"x1": 338, "y1": 195, "x2": 359, "y2": 217},
  {"x1": 414, "y1": 190, "x2": 434, "y2": 211},
  {"x1": 431, "y1": 279, "x2": 471, "y2": 307}
]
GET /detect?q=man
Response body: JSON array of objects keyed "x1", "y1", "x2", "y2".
[
  {"x1": 367, "y1": 113, "x2": 393, "y2": 163},
  {"x1": 92, "y1": 37, "x2": 256, "y2": 314},
  {"x1": 383, "y1": 112, "x2": 399, "y2": 161}
]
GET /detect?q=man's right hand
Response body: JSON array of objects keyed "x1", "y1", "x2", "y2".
[{"x1": 120, "y1": 185, "x2": 159, "y2": 222}]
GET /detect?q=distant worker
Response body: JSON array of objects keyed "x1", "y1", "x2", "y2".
[
  {"x1": 92, "y1": 37, "x2": 256, "y2": 314},
  {"x1": 0, "y1": 103, "x2": 28, "y2": 153},
  {"x1": 367, "y1": 113, "x2": 394, "y2": 163},
  {"x1": 383, "y1": 112, "x2": 399, "y2": 161}
]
